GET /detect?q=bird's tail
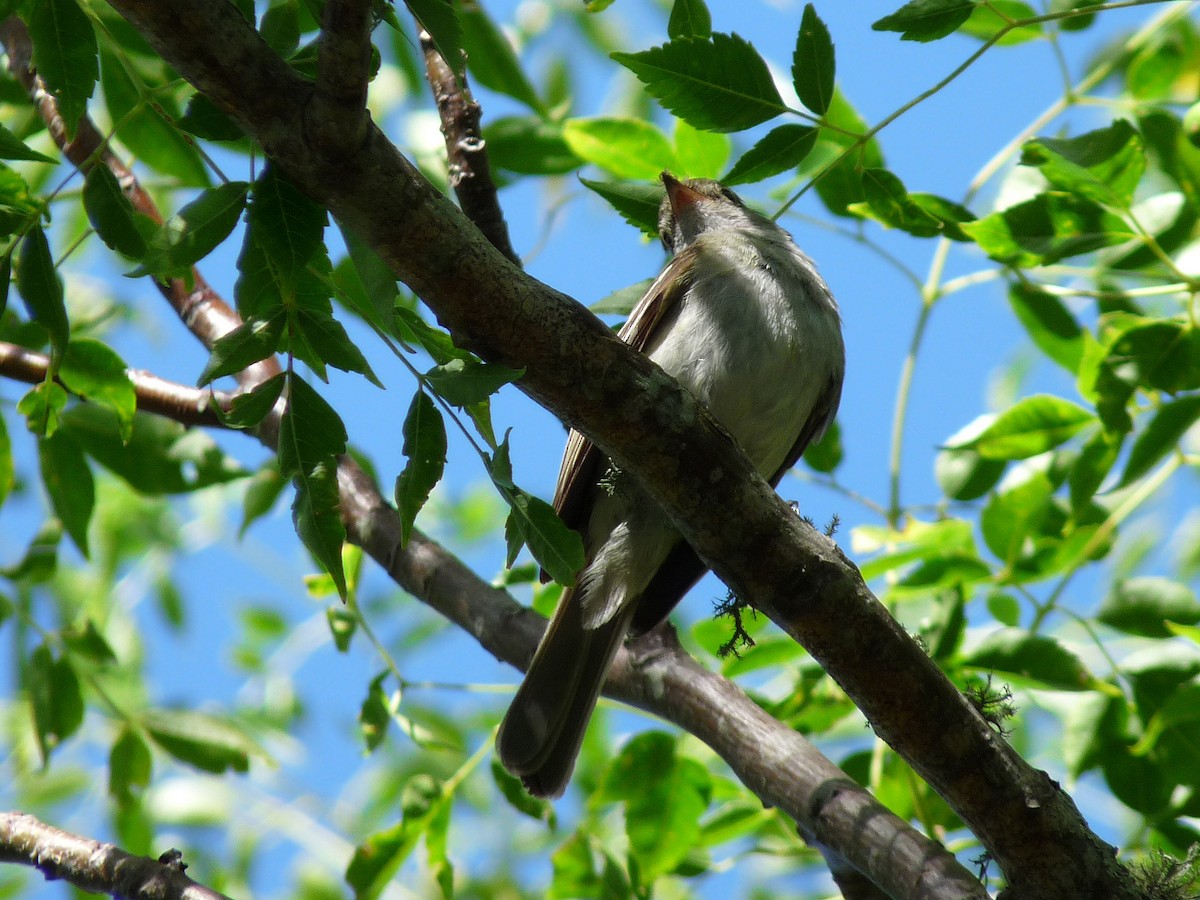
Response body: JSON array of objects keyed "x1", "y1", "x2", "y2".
[{"x1": 496, "y1": 588, "x2": 634, "y2": 798}]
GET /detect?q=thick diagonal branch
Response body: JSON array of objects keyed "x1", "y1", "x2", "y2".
[{"x1": 92, "y1": 1, "x2": 1136, "y2": 896}]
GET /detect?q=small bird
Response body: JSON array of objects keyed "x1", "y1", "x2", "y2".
[{"x1": 496, "y1": 172, "x2": 845, "y2": 798}]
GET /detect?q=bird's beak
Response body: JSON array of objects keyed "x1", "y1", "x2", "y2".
[{"x1": 661, "y1": 171, "x2": 702, "y2": 216}]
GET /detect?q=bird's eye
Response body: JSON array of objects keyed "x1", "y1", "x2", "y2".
[{"x1": 720, "y1": 186, "x2": 746, "y2": 208}]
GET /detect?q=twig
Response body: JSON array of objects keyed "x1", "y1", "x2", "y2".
[
  {"x1": 419, "y1": 30, "x2": 519, "y2": 265},
  {"x1": 0, "y1": 811, "x2": 233, "y2": 900},
  {"x1": 0, "y1": 341, "x2": 230, "y2": 426}
]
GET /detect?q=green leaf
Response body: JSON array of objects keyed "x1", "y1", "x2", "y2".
[
  {"x1": 1103, "y1": 319, "x2": 1200, "y2": 395},
  {"x1": 346, "y1": 775, "x2": 446, "y2": 900},
  {"x1": 1008, "y1": 285, "x2": 1084, "y2": 374},
  {"x1": 579, "y1": 177, "x2": 664, "y2": 236},
  {"x1": 62, "y1": 619, "x2": 117, "y2": 665},
  {"x1": 221, "y1": 372, "x2": 286, "y2": 429},
  {"x1": 0, "y1": 412, "x2": 12, "y2": 509},
  {"x1": 793, "y1": 4, "x2": 835, "y2": 116},
  {"x1": 562, "y1": 118, "x2": 678, "y2": 181},
  {"x1": 17, "y1": 381, "x2": 68, "y2": 437},
  {"x1": 393, "y1": 306, "x2": 471, "y2": 365},
  {"x1": 597, "y1": 732, "x2": 711, "y2": 880},
  {"x1": 259, "y1": 2, "x2": 299, "y2": 54},
  {"x1": 963, "y1": 628, "x2": 1094, "y2": 690},
  {"x1": 291, "y1": 308, "x2": 379, "y2": 384},
  {"x1": 936, "y1": 415, "x2": 1007, "y2": 501},
  {"x1": 612, "y1": 33, "x2": 788, "y2": 133},
  {"x1": 501, "y1": 485, "x2": 584, "y2": 587},
  {"x1": 672, "y1": 119, "x2": 729, "y2": 180},
  {"x1": 359, "y1": 671, "x2": 394, "y2": 752},
  {"x1": 1068, "y1": 428, "x2": 1120, "y2": 510},
  {"x1": 178, "y1": 93, "x2": 244, "y2": 141},
  {"x1": 0, "y1": 164, "x2": 43, "y2": 239},
  {"x1": 491, "y1": 759, "x2": 555, "y2": 824},
  {"x1": 1119, "y1": 395, "x2": 1200, "y2": 487},
  {"x1": 957, "y1": 394, "x2": 1094, "y2": 460},
  {"x1": 27, "y1": 0, "x2": 97, "y2": 138},
  {"x1": 278, "y1": 374, "x2": 347, "y2": 477},
  {"x1": 723, "y1": 124, "x2": 817, "y2": 186},
  {"x1": 667, "y1": 0, "x2": 711, "y2": 40},
  {"x1": 289, "y1": 453, "x2": 348, "y2": 602},
  {"x1": 394, "y1": 391, "x2": 446, "y2": 545},
  {"x1": 198, "y1": 313, "x2": 284, "y2": 386},
  {"x1": 17, "y1": 225, "x2": 68, "y2": 359},
  {"x1": 424, "y1": 357, "x2": 521, "y2": 406},
  {"x1": 27, "y1": 644, "x2": 85, "y2": 763},
  {"x1": 0, "y1": 122, "x2": 54, "y2": 163},
  {"x1": 99, "y1": 48, "x2": 208, "y2": 187},
  {"x1": 83, "y1": 166, "x2": 147, "y2": 259},
  {"x1": 241, "y1": 461, "x2": 285, "y2": 536},
  {"x1": 406, "y1": 0, "x2": 464, "y2": 74},
  {"x1": 962, "y1": 192, "x2": 1136, "y2": 266},
  {"x1": 591, "y1": 278, "x2": 654, "y2": 315},
  {"x1": 248, "y1": 166, "x2": 325, "y2": 284},
  {"x1": 799, "y1": 88, "x2": 883, "y2": 217},
  {"x1": 108, "y1": 727, "x2": 152, "y2": 801},
  {"x1": 1099, "y1": 578, "x2": 1200, "y2": 639},
  {"x1": 854, "y1": 168, "x2": 942, "y2": 235},
  {"x1": 1020, "y1": 120, "x2": 1146, "y2": 209},
  {"x1": 483, "y1": 117, "x2": 581, "y2": 176},
  {"x1": 872, "y1": 0, "x2": 976, "y2": 43},
  {"x1": 38, "y1": 431, "x2": 93, "y2": 557},
  {"x1": 65, "y1": 404, "x2": 244, "y2": 495},
  {"x1": 459, "y1": 3, "x2": 543, "y2": 114},
  {"x1": 131, "y1": 182, "x2": 249, "y2": 279},
  {"x1": 327, "y1": 606, "x2": 356, "y2": 652},
  {"x1": 335, "y1": 223, "x2": 402, "y2": 334},
  {"x1": 980, "y1": 472, "x2": 1052, "y2": 567},
  {"x1": 59, "y1": 339, "x2": 136, "y2": 441},
  {"x1": 960, "y1": 0, "x2": 1041, "y2": 45},
  {"x1": 142, "y1": 708, "x2": 263, "y2": 773},
  {"x1": 802, "y1": 419, "x2": 842, "y2": 473}
]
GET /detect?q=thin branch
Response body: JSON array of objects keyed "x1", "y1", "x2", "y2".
[
  {"x1": 89, "y1": 1, "x2": 1140, "y2": 895},
  {"x1": 420, "y1": 30, "x2": 519, "y2": 266},
  {"x1": 0, "y1": 811, "x2": 232, "y2": 900},
  {"x1": 311, "y1": 0, "x2": 374, "y2": 153},
  {"x1": 0, "y1": 341, "x2": 230, "y2": 426}
]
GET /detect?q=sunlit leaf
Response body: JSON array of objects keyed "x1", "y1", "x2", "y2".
[
  {"x1": 613, "y1": 33, "x2": 788, "y2": 133},
  {"x1": 563, "y1": 118, "x2": 678, "y2": 181},
  {"x1": 963, "y1": 628, "x2": 1095, "y2": 690},
  {"x1": 872, "y1": 0, "x2": 975, "y2": 43},
  {"x1": 793, "y1": 4, "x2": 835, "y2": 116}
]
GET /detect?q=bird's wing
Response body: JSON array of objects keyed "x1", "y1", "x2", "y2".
[
  {"x1": 770, "y1": 369, "x2": 843, "y2": 487},
  {"x1": 550, "y1": 247, "x2": 699, "y2": 534}
]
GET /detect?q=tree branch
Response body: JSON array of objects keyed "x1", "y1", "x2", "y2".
[
  {"x1": 92, "y1": 1, "x2": 1136, "y2": 895},
  {"x1": 420, "y1": 30, "x2": 519, "y2": 265},
  {"x1": 311, "y1": 0, "x2": 374, "y2": 153},
  {"x1": 0, "y1": 342, "x2": 231, "y2": 426},
  {"x1": 0, "y1": 811, "x2": 232, "y2": 900}
]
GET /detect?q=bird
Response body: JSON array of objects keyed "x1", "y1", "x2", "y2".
[{"x1": 496, "y1": 171, "x2": 846, "y2": 798}]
